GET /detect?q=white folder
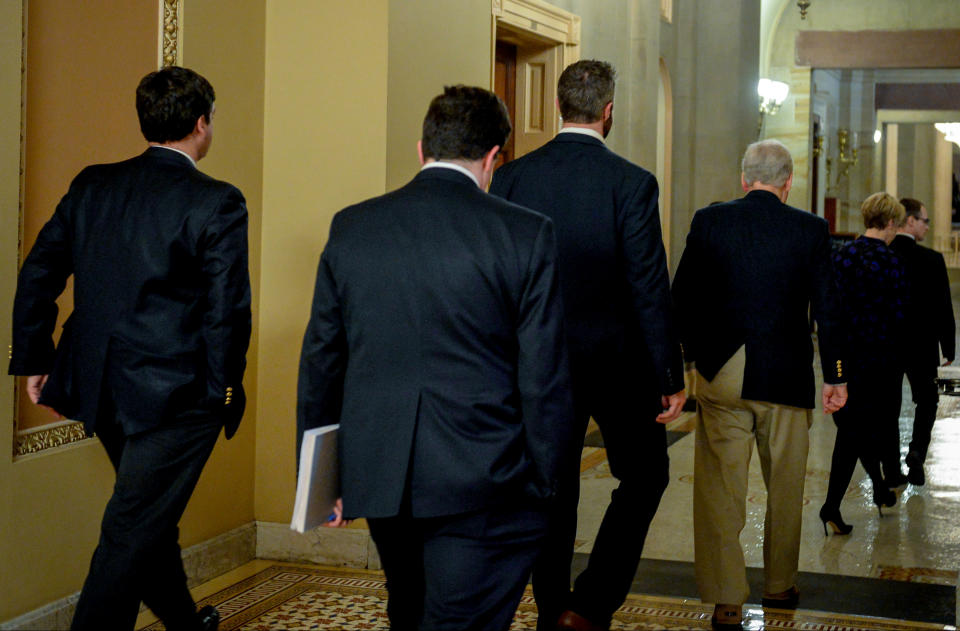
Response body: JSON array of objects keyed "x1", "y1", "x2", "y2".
[{"x1": 290, "y1": 424, "x2": 340, "y2": 533}]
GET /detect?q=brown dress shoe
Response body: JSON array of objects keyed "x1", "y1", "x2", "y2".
[{"x1": 556, "y1": 609, "x2": 607, "y2": 631}]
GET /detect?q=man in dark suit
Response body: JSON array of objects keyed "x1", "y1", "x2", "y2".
[
  {"x1": 672, "y1": 140, "x2": 846, "y2": 628},
  {"x1": 297, "y1": 85, "x2": 574, "y2": 631},
  {"x1": 9, "y1": 66, "x2": 250, "y2": 631},
  {"x1": 490, "y1": 59, "x2": 686, "y2": 631},
  {"x1": 890, "y1": 198, "x2": 955, "y2": 486}
]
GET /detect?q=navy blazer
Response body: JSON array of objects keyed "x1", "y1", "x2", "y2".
[
  {"x1": 672, "y1": 190, "x2": 845, "y2": 410},
  {"x1": 890, "y1": 234, "x2": 956, "y2": 365},
  {"x1": 297, "y1": 167, "x2": 575, "y2": 520},
  {"x1": 490, "y1": 133, "x2": 684, "y2": 397},
  {"x1": 9, "y1": 147, "x2": 251, "y2": 438}
]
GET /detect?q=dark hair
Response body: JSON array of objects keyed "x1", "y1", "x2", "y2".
[
  {"x1": 136, "y1": 66, "x2": 215, "y2": 143},
  {"x1": 421, "y1": 85, "x2": 511, "y2": 161},
  {"x1": 899, "y1": 197, "x2": 925, "y2": 220},
  {"x1": 557, "y1": 59, "x2": 616, "y2": 124}
]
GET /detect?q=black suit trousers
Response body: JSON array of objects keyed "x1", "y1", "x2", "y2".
[
  {"x1": 368, "y1": 503, "x2": 548, "y2": 631},
  {"x1": 901, "y1": 360, "x2": 939, "y2": 461},
  {"x1": 71, "y1": 396, "x2": 221, "y2": 631},
  {"x1": 533, "y1": 358, "x2": 668, "y2": 629}
]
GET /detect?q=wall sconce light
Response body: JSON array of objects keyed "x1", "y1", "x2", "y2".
[
  {"x1": 826, "y1": 128, "x2": 859, "y2": 187},
  {"x1": 797, "y1": 0, "x2": 811, "y2": 20},
  {"x1": 757, "y1": 78, "x2": 789, "y2": 137},
  {"x1": 873, "y1": 129, "x2": 882, "y2": 144},
  {"x1": 935, "y1": 122, "x2": 960, "y2": 148}
]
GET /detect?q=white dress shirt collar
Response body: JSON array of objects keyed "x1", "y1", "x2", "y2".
[
  {"x1": 420, "y1": 161, "x2": 480, "y2": 188},
  {"x1": 558, "y1": 127, "x2": 605, "y2": 143}
]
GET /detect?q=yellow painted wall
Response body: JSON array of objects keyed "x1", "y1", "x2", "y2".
[
  {"x1": 253, "y1": 0, "x2": 388, "y2": 523},
  {"x1": 176, "y1": 0, "x2": 265, "y2": 544},
  {"x1": 386, "y1": 0, "x2": 491, "y2": 191}
]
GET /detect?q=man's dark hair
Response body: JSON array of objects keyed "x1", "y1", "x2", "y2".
[
  {"x1": 421, "y1": 85, "x2": 511, "y2": 161},
  {"x1": 557, "y1": 59, "x2": 616, "y2": 123},
  {"x1": 900, "y1": 197, "x2": 925, "y2": 220},
  {"x1": 136, "y1": 66, "x2": 215, "y2": 143}
]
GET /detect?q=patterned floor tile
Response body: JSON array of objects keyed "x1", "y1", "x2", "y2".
[{"x1": 138, "y1": 564, "x2": 954, "y2": 631}]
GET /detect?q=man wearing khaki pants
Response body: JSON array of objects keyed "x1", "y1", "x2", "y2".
[{"x1": 672, "y1": 140, "x2": 847, "y2": 629}]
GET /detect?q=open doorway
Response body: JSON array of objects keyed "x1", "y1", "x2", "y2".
[{"x1": 490, "y1": 0, "x2": 579, "y2": 165}]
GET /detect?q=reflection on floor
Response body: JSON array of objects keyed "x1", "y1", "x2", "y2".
[{"x1": 137, "y1": 377, "x2": 960, "y2": 630}]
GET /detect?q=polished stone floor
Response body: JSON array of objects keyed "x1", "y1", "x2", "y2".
[{"x1": 577, "y1": 373, "x2": 960, "y2": 625}]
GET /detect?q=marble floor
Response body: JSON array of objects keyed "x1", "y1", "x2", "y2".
[
  {"x1": 136, "y1": 370, "x2": 960, "y2": 630},
  {"x1": 577, "y1": 375, "x2": 960, "y2": 625}
]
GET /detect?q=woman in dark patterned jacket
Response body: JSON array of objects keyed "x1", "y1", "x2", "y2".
[{"x1": 820, "y1": 192, "x2": 907, "y2": 535}]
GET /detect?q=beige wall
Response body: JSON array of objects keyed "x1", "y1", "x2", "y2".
[
  {"x1": 254, "y1": 0, "x2": 389, "y2": 523},
  {"x1": 178, "y1": 0, "x2": 266, "y2": 544},
  {"x1": 386, "y1": 0, "x2": 491, "y2": 191}
]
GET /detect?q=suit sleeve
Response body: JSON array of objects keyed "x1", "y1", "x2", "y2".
[
  {"x1": 199, "y1": 187, "x2": 252, "y2": 429},
  {"x1": 934, "y1": 252, "x2": 955, "y2": 361},
  {"x1": 296, "y1": 224, "x2": 348, "y2": 460},
  {"x1": 620, "y1": 175, "x2": 685, "y2": 395},
  {"x1": 516, "y1": 219, "x2": 575, "y2": 499},
  {"x1": 9, "y1": 184, "x2": 76, "y2": 376},
  {"x1": 670, "y1": 211, "x2": 703, "y2": 363},
  {"x1": 808, "y1": 221, "x2": 846, "y2": 383}
]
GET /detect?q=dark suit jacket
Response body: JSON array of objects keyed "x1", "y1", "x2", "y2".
[
  {"x1": 489, "y1": 132, "x2": 683, "y2": 398},
  {"x1": 9, "y1": 147, "x2": 251, "y2": 438},
  {"x1": 671, "y1": 190, "x2": 844, "y2": 410},
  {"x1": 890, "y1": 234, "x2": 955, "y2": 366},
  {"x1": 297, "y1": 167, "x2": 574, "y2": 520}
]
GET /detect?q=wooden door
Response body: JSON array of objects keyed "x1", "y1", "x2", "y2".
[{"x1": 494, "y1": 41, "x2": 517, "y2": 166}]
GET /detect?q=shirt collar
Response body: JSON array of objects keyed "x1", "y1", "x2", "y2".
[
  {"x1": 150, "y1": 144, "x2": 197, "y2": 169},
  {"x1": 420, "y1": 161, "x2": 480, "y2": 188},
  {"x1": 558, "y1": 127, "x2": 605, "y2": 143},
  {"x1": 896, "y1": 232, "x2": 916, "y2": 241}
]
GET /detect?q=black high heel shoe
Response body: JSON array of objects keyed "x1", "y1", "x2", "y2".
[
  {"x1": 873, "y1": 486, "x2": 897, "y2": 516},
  {"x1": 818, "y1": 505, "x2": 853, "y2": 535}
]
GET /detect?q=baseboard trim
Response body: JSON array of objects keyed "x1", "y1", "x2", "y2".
[
  {"x1": 0, "y1": 522, "x2": 257, "y2": 630},
  {"x1": 255, "y1": 521, "x2": 380, "y2": 570}
]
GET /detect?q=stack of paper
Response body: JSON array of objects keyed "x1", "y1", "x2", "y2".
[{"x1": 290, "y1": 424, "x2": 340, "y2": 533}]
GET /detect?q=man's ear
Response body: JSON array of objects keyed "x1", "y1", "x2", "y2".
[
  {"x1": 417, "y1": 140, "x2": 425, "y2": 166},
  {"x1": 741, "y1": 173, "x2": 749, "y2": 192},
  {"x1": 482, "y1": 146, "x2": 500, "y2": 171},
  {"x1": 603, "y1": 101, "x2": 614, "y2": 120}
]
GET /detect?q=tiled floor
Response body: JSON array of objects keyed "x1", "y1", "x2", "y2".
[{"x1": 137, "y1": 370, "x2": 960, "y2": 630}]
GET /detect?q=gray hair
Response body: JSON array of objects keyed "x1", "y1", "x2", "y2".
[{"x1": 741, "y1": 139, "x2": 793, "y2": 188}]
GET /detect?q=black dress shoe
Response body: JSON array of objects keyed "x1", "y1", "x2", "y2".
[
  {"x1": 761, "y1": 585, "x2": 799, "y2": 610},
  {"x1": 907, "y1": 464, "x2": 925, "y2": 486},
  {"x1": 197, "y1": 605, "x2": 220, "y2": 631}
]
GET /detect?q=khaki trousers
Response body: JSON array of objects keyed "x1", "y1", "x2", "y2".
[{"x1": 693, "y1": 346, "x2": 811, "y2": 605}]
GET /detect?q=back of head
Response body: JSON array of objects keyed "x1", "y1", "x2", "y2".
[
  {"x1": 557, "y1": 60, "x2": 615, "y2": 124},
  {"x1": 899, "y1": 197, "x2": 924, "y2": 221},
  {"x1": 741, "y1": 140, "x2": 793, "y2": 188},
  {"x1": 862, "y1": 192, "x2": 905, "y2": 230},
  {"x1": 136, "y1": 66, "x2": 215, "y2": 143},
  {"x1": 421, "y1": 85, "x2": 511, "y2": 161}
]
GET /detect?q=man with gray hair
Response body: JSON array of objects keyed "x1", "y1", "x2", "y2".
[{"x1": 672, "y1": 140, "x2": 847, "y2": 628}]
